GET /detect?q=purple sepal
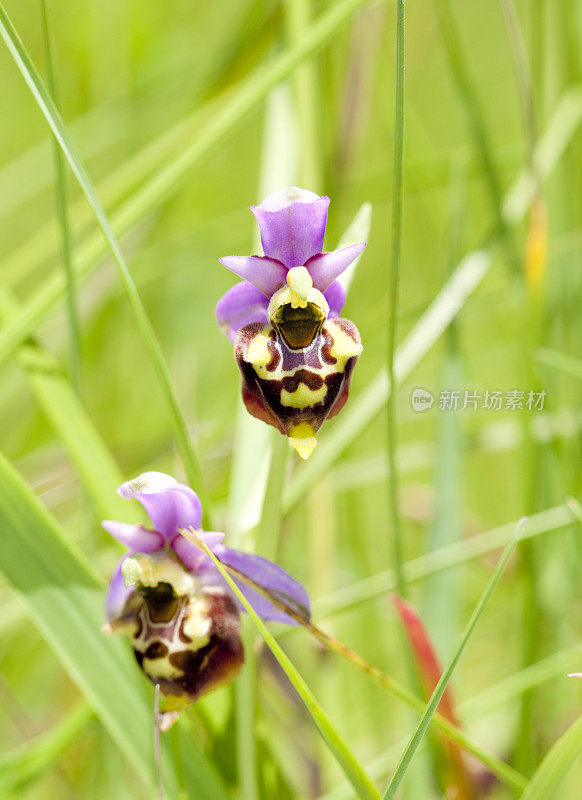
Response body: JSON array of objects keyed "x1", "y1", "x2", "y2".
[
  {"x1": 251, "y1": 188, "x2": 330, "y2": 269},
  {"x1": 324, "y1": 280, "x2": 346, "y2": 318},
  {"x1": 214, "y1": 545, "x2": 310, "y2": 625},
  {"x1": 171, "y1": 531, "x2": 226, "y2": 571},
  {"x1": 216, "y1": 281, "x2": 269, "y2": 342},
  {"x1": 118, "y1": 472, "x2": 202, "y2": 541},
  {"x1": 101, "y1": 521, "x2": 163, "y2": 552}
]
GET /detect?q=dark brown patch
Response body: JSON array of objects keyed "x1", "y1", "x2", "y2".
[
  {"x1": 321, "y1": 329, "x2": 337, "y2": 365},
  {"x1": 265, "y1": 330, "x2": 280, "y2": 372},
  {"x1": 281, "y1": 369, "x2": 324, "y2": 393},
  {"x1": 144, "y1": 641, "x2": 169, "y2": 660}
]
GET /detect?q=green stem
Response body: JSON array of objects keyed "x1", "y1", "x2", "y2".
[
  {"x1": 39, "y1": 0, "x2": 81, "y2": 395},
  {"x1": 432, "y1": 0, "x2": 520, "y2": 274},
  {"x1": 382, "y1": 521, "x2": 525, "y2": 798},
  {"x1": 387, "y1": 0, "x2": 405, "y2": 595},
  {"x1": 0, "y1": 3, "x2": 209, "y2": 521}
]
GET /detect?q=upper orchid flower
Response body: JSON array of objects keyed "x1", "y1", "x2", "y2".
[
  {"x1": 102, "y1": 471, "x2": 309, "y2": 728},
  {"x1": 216, "y1": 187, "x2": 365, "y2": 460}
]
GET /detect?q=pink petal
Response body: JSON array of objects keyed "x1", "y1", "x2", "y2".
[
  {"x1": 306, "y1": 243, "x2": 367, "y2": 291},
  {"x1": 219, "y1": 256, "x2": 287, "y2": 297}
]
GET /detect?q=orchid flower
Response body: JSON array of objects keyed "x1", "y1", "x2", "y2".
[
  {"x1": 216, "y1": 187, "x2": 366, "y2": 460},
  {"x1": 102, "y1": 471, "x2": 309, "y2": 728}
]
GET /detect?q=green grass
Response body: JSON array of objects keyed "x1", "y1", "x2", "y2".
[{"x1": 1, "y1": 0, "x2": 582, "y2": 798}]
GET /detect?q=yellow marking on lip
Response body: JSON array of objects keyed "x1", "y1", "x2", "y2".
[
  {"x1": 326, "y1": 320, "x2": 362, "y2": 367},
  {"x1": 280, "y1": 383, "x2": 327, "y2": 408},
  {"x1": 289, "y1": 423, "x2": 318, "y2": 460},
  {"x1": 143, "y1": 656, "x2": 183, "y2": 679},
  {"x1": 245, "y1": 327, "x2": 272, "y2": 368}
]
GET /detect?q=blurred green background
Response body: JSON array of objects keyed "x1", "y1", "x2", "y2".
[{"x1": 1, "y1": 0, "x2": 582, "y2": 798}]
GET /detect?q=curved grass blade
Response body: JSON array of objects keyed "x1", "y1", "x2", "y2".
[
  {"x1": 312, "y1": 503, "x2": 576, "y2": 620},
  {"x1": 381, "y1": 520, "x2": 526, "y2": 799},
  {"x1": 0, "y1": 3, "x2": 208, "y2": 516},
  {"x1": 520, "y1": 713, "x2": 582, "y2": 800},
  {"x1": 0, "y1": 452, "x2": 229, "y2": 800},
  {"x1": 386, "y1": 0, "x2": 406, "y2": 594},
  {"x1": 392, "y1": 596, "x2": 480, "y2": 799},
  {"x1": 0, "y1": 287, "x2": 131, "y2": 524},
  {"x1": 0, "y1": 0, "x2": 373, "y2": 371},
  {"x1": 39, "y1": 0, "x2": 81, "y2": 395},
  {"x1": 184, "y1": 530, "x2": 526, "y2": 793},
  {"x1": 188, "y1": 530, "x2": 381, "y2": 800}
]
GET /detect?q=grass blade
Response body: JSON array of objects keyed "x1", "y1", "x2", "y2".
[
  {"x1": 0, "y1": 2, "x2": 208, "y2": 514},
  {"x1": 190, "y1": 531, "x2": 381, "y2": 800},
  {"x1": 283, "y1": 87, "x2": 582, "y2": 512},
  {"x1": 386, "y1": 0, "x2": 406, "y2": 594},
  {"x1": 520, "y1": 713, "x2": 582, "y2": 800},
  {"x1": 0, "y1": 451, "x2": 229, "y2": 800},
  {"x1": 381, "y1": 520, "x2": 526, "y2": 798},
  {"x1": 39, "y1": 0, "x2": 81, "y2": 395},
  {"x1": 0, "y1": 0, "x2": 373, "y2": 373}
]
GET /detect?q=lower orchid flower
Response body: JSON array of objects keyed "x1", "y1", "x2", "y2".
[
  {"x1": 102, "y1": 471, "x2": 309, "y2": 729},
  {"x1": 216, "y1": 186, "x2": 365, "y2": 460}
]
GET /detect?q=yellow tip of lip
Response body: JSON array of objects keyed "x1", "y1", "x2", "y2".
[
  {"x1": 289, "y1": 437, "x2": 318, "y2": 460},
  {"x1": 289, "y1": 423, "x2": 318, "y2": 460}
]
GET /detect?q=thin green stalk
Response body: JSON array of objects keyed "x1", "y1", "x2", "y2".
[
  {"x1": 285, "y1": 0, "x2": 322, "y2": 190},
  {"x1": 39, "y1": 0, "x2": 81, "y2": 394},
  {"x1": 193, "y1": 535, "x2": 527, "y2": 793},
  {"x1": 0, "y1": 3, "x2": 209, "y2": 520},
  {"x1": 387, "y1": 0, "x2": 405, "y2": 595},
  {"x1": 190, "y1": 531, "x2": 381, "y2": 800},
  {"x1": 432, "y1": 0, "x2": 520, "y2": 274},
  {"x1": 381, "y1": 520, "x2": 526, "y2": 799}
]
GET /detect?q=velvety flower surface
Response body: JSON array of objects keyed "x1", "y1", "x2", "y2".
[
  {"x1": 217, "y1": 187, "x2": 365, "y2": 459},
  {"x1": 103, "y1": 471, "x2": 309, "y2": 722}
]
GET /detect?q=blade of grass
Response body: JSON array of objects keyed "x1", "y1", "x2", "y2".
[
  {"x1": 519, "y1": 713, "x2": 582, "y2": 800},
  {"x1": 392, "y1": 596, "x2": 478, "y2": 799},
  {"x1": 312, "y1": 503, "x2": 576, "y2": 619},
  {"x1": 0, "y1": 451, "x2": 230, "y2": 800},
  {"x1": 283, "y1": 87, "x2": 582, "y2": 513},
  {"x1": 535, "y1": 347, "x2": 582, "y2": 381},
  {"x1": 0, "y1": 0, "x2": 374, "y2": 370},
  {"x1": 39, "y1": 0, "x2": 81, "y2": 395},
  {"x1": 381, "y1": 520, "x2": 526, "y2": 799},
  {"x1": 431, "y1": 0, "x2": 520, "y2": 274},
  {"x1": 190, "y1": 531, "x2": 381, "y2": 800},
  {"x1": 0, "y1": 4, "x2": 209, "y2": 520},
  {"x1": 0, "y1": 288, "x2": 131, "y2": 524},
  {"x1": 0, "y1": 702, "x2": 93, "y2": 797},
  {"x1": 194, "y1": 531, "x2": 527, "y2": 793},
  {"x1": 228, "y1": 80, "x2": 300, "y2": 800},
  {"x1": 386, "y1": 0, "x2": 406, "y2": 595}
]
